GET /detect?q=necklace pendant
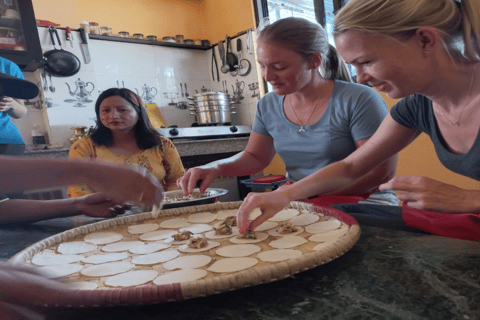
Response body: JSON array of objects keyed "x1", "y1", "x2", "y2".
[
  {"x1": 299, "y1": 126, "x2": 306, "y2": 132},
  {"x1": 453, "y1": 122, "x2": 460, "y2": 127}
]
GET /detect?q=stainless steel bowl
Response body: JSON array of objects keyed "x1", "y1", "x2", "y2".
[{"x1": 162, "y1": 188, "x2": 228, "y2": 209}]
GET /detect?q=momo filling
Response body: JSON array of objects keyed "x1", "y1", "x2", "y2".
[
  {"x1": 172, "y1": 230, "x2": 193, "y2": 241},
  {"x1": 187, "y1": 237, "x2": 208, "y2": 249}
]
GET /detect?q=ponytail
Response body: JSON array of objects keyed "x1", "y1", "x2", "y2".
[{"x1": 321, "y1": 44, "x2": 353, "y2": 82}]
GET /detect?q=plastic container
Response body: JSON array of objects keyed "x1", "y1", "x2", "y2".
[
  {"x1": 118, "y1": 31, "x2": 129, "y2": 38},
  {"x1": 175, "y1": 34, "x2": 184, "y2": 43},
  {"x1": 146, "y1": 35, "x2": 157, "y2": 41},
  {"x1": 133, "y1": 33, "x2": 144, "y2": 40},
  {"x1": 89, "y1": 22, "x2": 99, "y2": 35},
  {"x1": 100, "y1": 26, "x2": 112, "y2": 36},
  {"x1": 79, "y1": 21, "x2": 90, "y2": 34}
]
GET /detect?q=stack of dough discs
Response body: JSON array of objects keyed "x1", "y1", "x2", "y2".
[
  {"x1": 127, "y1": 223, "x2": 159, "y2": 234},
  {"x1": 84, "y1": 232, "x2": 123, "y2": 245},
  {"x1": 163, "y1": 255, "x2": 212, "y2": 270},
  {"x1": 82, "y1": 253, "x2": 128, "y2": 264},
  {"x1": 81, "y1": 261, "x2": 134, "y2": 277},
  {"x1": 153, "y1": 269, "x2": 208, "y2": 285},
  {"x1": 268, "y1": 209, "x2": 300, "y2": 222},
  {"x1": 216, "y1": 244, "x2": 261, "y2": 257},
  {"x1": 105, "y1": 270, "x2": 158, "y2": 287},
  {"x1": 305, "y1": 220, "x2": 342, "y2": 233},
  {"x1": 57, "y1": 241, "x2": 97, "y2": 254}
]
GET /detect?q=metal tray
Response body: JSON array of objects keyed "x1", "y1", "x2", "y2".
[{"x1": 162, "y1": 188, "x2": 228, "y2": 209}]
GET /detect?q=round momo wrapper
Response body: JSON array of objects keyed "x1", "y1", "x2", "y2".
[
  {"x1": 216, "y1": 244, "x2": 261, "y2": 257},
  {"x1": 257, "y1": 249, "x2": 303, "y2": 262},
  {"x1": 57, "y1": 241, "x2": 97, "y2": 255},
  {"x1": 216, "y1": 209, "x2": 237, "y2": 220},
  {"x1": 268, "y1": 209, "x2": 300, "y2": 222},
  {"x1": 153, "y1": 269, "x2": 208, "y2": 285},
  {"x1": 131, "y1": 250, "x2": 179, "y2": 265},
  {"x1": 305, "y1": 220, "x2": 342, "y2": 233},
  {"x1": 289, "y1": 212, "x2": 320, "y2": 226},
  {"x1": 159, "y1": 218, "x2": 190, "y2": 229},
  {"x1": 140, "y1": 230, "x2": 177, "y2": 241},
  {"x1": 308, "y1": 228, "x2": 349, "y2": 242},
  {"x1": 81, "y1": 261, "x2": 135, "y2": 277},
  {"x1": 129, "y1": 243, "x2": 171, "y2": 254},
  {"x1": 205, "y1": 227, "x2": 240, "y2": 239},
  {"x1": 178, "y1": 241, "x2": 220, "y2": 253},
  {"x1": 105, "y1": 270, "x2": 158, "y2": 287},
  {"x1": 31, "y1": 253, "x2": 84, "y2": 266},
  {"x1": 268, "y1": 226, "x2": 304, "y2": 237},
  {"x1": 101, "y1": 241, "x2": 145, "y2": 252},
  {"x1": 180, "y1": 224, "x2": 213, "y2": 234},
  {"x1": 229, "y1": 232, "x2": 268, "y2": 244},
  {"x1": 187, "y1": 212, "x2": 217, "y2": 223},
  {"x1": 163, "y1": 255, "x2": 212, "y2": 270},
  {"x1": 254, "y1": 221, "x2": 278, "y2": 232},
  {"x1": 248, "y1": 208, "x2": 262, "y2": 220},
  {"x1": 127, "y1": 223, "x2": 159, "y2": 234},
  {"x1": 207, "y1": 257, "x2": 258, "y2": 273},
  {"x1": 68, "y1": 281, "x2": 98, "y2": 290},
  {"x1": 82, "y1": 252, "x2": 128, "y2": 264},
  {"x1": 269, "y1": 235, "x2": 308, "y2": 249},
  {"x1": 84, "y1": 232, "x2": 123, "y2": 245},
  {"x1": 39, "y1": 264, "x2": 83, "y2": 279}
]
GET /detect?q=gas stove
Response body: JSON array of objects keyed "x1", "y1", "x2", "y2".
[{"x1": 157, "y1": 124, "x2": 252, "y2": 140}]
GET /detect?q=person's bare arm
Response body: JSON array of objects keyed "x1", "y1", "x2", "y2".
[{"x1": 0, "y1": 97, "x2": 27, "y2": 119}]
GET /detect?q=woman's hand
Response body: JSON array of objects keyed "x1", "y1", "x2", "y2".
[
  {"x1": 236, "y1": 187, "x2": 293, "y2": 232},
  {"x1": 177, "y1": 165, "x2": 221, "y2": 195},
  {"x1": 75, "y1": 193, "x2": 132, "y2": 218},
  {"x1": 379, "y1": 176, "x2": 480, "y2": 213}
]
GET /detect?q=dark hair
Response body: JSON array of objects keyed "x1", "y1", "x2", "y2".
[
  {"x1": 257, "y1": 17, "x2": 352, "y2": 82},
  {"x1": 90, "y1": 88, "x2": 162, "y2": 150}
]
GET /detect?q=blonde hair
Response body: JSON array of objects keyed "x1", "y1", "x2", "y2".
[
  {"x1": 334, "y1": 0, "x2": 480, "y2": 62},
  {"x1": 258, "y1": 17, "x2": 352, "y2": 82}
]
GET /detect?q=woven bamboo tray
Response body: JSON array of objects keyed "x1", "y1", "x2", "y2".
[{"x1": 9, "y1": 201, "x2": 360, "y2": 307}]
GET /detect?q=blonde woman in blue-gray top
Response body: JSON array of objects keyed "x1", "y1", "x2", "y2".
[{"x1": 177, "y1": 17, "x2": 398, "y2": 220}]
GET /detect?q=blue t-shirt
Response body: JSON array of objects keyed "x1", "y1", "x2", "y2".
[
  {"x1": 253, "y1": 80, "x2": 388, "y2": 182},
  {"x1": 0, "y1": 57, "x2": 24, "y2": 144}
]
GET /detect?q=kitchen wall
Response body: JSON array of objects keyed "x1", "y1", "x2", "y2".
[{"x1": 13, "y1": 27, "x2": 260, "y2": 147}]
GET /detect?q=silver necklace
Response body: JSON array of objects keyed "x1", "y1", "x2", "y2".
[
  {"x1": 289, "y1": 93, "x2": 323, "y2": 132},
  {"x1": 437, "y1": 64, "x2": 478, "y2": 127}
]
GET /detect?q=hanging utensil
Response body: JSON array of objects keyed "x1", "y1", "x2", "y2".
[
  {"x1": 211, "y1": 45, "x2": 219, "y2": 81},
  {"x1": 185, "y1": 83, "x2": 189, "y2": 97},
  {"x1": 43, "y1": 26, "x2": 81, "y2": 77},
  {"x1": 78, "y1": 28, "x2": 91, "y2": 64},
  {"x1": 237, "y1": 38, "x2": 252, "y2": 76},
  {"x1": 218, "y1": 40, "x2": 229, "y2": 74},
  {"x1": 65, "y1": 26, "x2": 74, "y2": 48},
  {"x1": 180, "y1": 83, "x2": 184, "y2": 97},
  {"x1": 42, "y1": 68, "x2": 48, "y2": 91},
  {"x1": 48, "y1": 74, "x2": 55, "y2": 92},
  {"x1": 246, "y1": 29, "x2": 254, "y2": 54},
  {"x1": 225, "y1": 36, "x2": 238, "y2": 72}
]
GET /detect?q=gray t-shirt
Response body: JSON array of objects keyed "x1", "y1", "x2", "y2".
[
  {"x1": 253, "y1": 80, "x2": 389, "y2": 182},
  {"x1": 391, "y1": 94, "x2": 480, "y2": 181}
]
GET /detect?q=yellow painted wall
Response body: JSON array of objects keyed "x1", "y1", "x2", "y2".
[{"x1": 31, "y1": 0, "x2": 254, "y2": 43}]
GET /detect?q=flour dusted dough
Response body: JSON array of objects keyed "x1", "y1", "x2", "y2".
[
  {"x1": 207, "y1": 257, "x2": 258, "y2": 273},
  {"x1": 180, "y1": 224, "x2": 213, "y2": 234},
  {"x1": 163, "y1": 255, "x2": 212, "y2": 270},
  {"x1": 39, "y1": 264, "x2": 83, "y2": 279},
  {"x1": 308, "y1": 228, "x2": 349, "y2": 242},
  {"x1": 254, "y1": 221, "x2": 278, "y2": 232},
  {"x1": 229, "y1": 232, "x2": 268, "y2": 244},
  {"x1": 187, "y1": 212, "x2": 218, "y2": 223},
  {"x1": 81, "y1": 261, "x2": 135, "y2": 277},
  {"x1": 205, "y1": 227, "x2": 240, "y2": 239},
  {"x1": 216, "y1": 209, "x2": 238, "y2": 220},
  {"x1": 139, "y1": 230, "x2": 177, "y2": 241},
  {"x1": 31, "y1": 253, "x2": 84, "y2": 266},
  {"x1": 82, "y1": 253, "x2": 128, "y2": 264},
  {"x1": 268, "y1": 226, "x2": 304, "y2": 237},
  {"x1": 289, "y1": 213, "x2": 320, "y2": 226},
  {"x1": 177, "y1": 241, "x2": 220, "y2": 253},
  {"x1": 105, "y1": 270, "x2": 158, "y2": 287},
  {"x1": 127, "y1": 223, "x2": 159, "y2": 234},
  {"x1": 131, "y1": 250, "x2": 180, "y2": 265},
  {"x1": 84, "y1": 232, "x2": 123, "y2": 245},
  {"x1": 269, "y1": 235, "x2": 308, "y2": 249},
  {"x1": 101, "y1": 241, "x2": 145, "y2": 252},
  {"x1": 268, "y1": 209, "x2": 300, "y2": 222},
  {"x1": 68, "y1": 281, "x2": 98, "y2": 290},
  {"x1": 159, "y1": 218, "x2": 191, "y2": 229},
  {"x1": 153, "y1": 269, "x2": 208, "y2": 285},
  {"x1": 216, "y1": 244, "x2": 261, "y2": 257},
  {"x1": 305, "y1": 220, "x2": 342, "y2": 233},
  {"x1": 57, "y1": 241, "x2": 97, "y2": 255},
  {"x1": 257, "y1": 249, "x2": 303, "y2": 262},
  {"x1": 129, "y1": 243, "x2": 171, "y2": 254}
]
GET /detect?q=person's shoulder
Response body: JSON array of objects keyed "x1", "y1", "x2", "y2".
[
  {"x1": 396, "y1": 94, "x2": 430, "y2": 110},
  {"x1": 335, "y1": 80, "x2": 381, "y2": 97},
  {"x1": 0, "y1": 57, "x2": 23, "y2": 79},
  {"x1": 258, "y1": 91, "x2": 282, "y2": 104}
]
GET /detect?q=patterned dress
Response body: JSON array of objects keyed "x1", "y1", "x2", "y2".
[{"x1": 67, "y1": 137, "x2": 185, "y2": 197}]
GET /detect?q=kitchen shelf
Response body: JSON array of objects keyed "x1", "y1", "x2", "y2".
[{"x1": 88, "y1": 34, "x2": 211, "y2": 50}]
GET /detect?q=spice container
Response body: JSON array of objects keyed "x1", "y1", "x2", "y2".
[
  {"x1": 184, "y1": 39, "x2": 194, "y2": 45},
  {"x1": 118, "y1": 31, "x2": 129, "y2": 38},
  {"x1": 162, "y1": 36, "x2": 176, "y2": 43},
  {"x1": 133, "y1": 33, "x2": 144, "y2": 40},
  {"x1": 175, "y1": 34, "x2": 184, "y2": 43},
  {"x1": 100, "y1": 26, "x2": 112, "y2": 36},
  {"x1": 80, "y1": 21, "x2": 90, "y2": 33},
  {"x1": 89, "y1": 22, "x2": 99, "y2": 35},
  {"x1": 194, "y1": 39, "x2": 202, "y2": 46},
  {"x1": 201, "y1": 39, "x2": 211, "y2": 46},
  {"x1": 146, "y1": 35, "x2": 157, "y2": 41}
]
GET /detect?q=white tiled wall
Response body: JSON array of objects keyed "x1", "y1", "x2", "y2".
[{"x1": 14, "y1": 28, "x2": 261, "y2": 147}]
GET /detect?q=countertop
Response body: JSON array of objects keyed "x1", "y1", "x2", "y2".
[{"x1": 1, "y1": 213, "x2": 479, "y2": 320}]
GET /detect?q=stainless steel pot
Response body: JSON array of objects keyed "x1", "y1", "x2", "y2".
[
  {"x1": 190, "y1": 109, "x2": 236, "y2": 125},
  {"x1": 189, "y1": 91, "x2": 236, "y2": 124}
]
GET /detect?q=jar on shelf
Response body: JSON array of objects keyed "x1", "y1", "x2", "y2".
[
  {"x1": 133, "y1": 33, "x2": 144, "y2": 40},
  {"x1": 146, "y1": 35, "x2": 157, "y2": 41},
  {"x1": 79, "y1": 21, "x2": 90, "y2": 33},
  {"x1": 118, "y1": 31, "x2": 130, "y2": 38},
  {"x1": 89, "y1": 22, "x2": 99, "y2": 35},
  {"x1": 175, "y1": 34, "x2": 184, "y2": 43},
  {"x1": 100, "y1": 26, "x2": 112, "y2": 36}
]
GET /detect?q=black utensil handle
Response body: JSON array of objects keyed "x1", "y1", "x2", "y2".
[
  {"x1": 237, "y1": 38, "x2": 242, "y2": 51},
  {"x1": 78, "y1": 28, "x2": 88, "y2": 44},
  {"x1": 52, "y1": 27, "x2": 63, "y2": 48},
  {"x1": 48, "y1": 27, "x2": 56, "y2": 47}
]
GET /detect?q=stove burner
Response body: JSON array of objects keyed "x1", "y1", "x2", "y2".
[{"x1": 191, "y1": 123, "x2": 232, "y2": 127}]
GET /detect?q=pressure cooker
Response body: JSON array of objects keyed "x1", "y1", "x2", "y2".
[{"x1": 189, "y1": 91, "x2": 236, "y2": 125}]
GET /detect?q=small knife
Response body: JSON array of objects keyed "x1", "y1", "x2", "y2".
[
  {"x1": 65, "y1": 26, "x2": 74, "y2": 48},
  {"x1": 78, "y1": 28, "x2": 91, "y2": 64}
]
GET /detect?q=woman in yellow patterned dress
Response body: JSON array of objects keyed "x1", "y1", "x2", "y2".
[{"x1": 68, "y1": 88, "x2": 185, "y2": 197}]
